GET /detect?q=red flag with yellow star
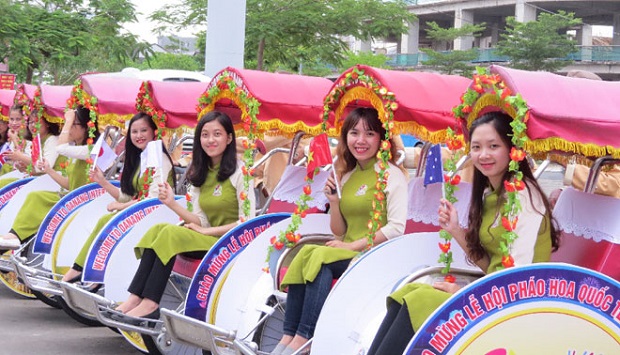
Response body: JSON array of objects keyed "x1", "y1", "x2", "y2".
[{"x1": 306, "y1": 133, "x2": 332, "y2": 178}]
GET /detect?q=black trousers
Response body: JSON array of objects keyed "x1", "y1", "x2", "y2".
[
  {"x1": 127, "y1": 249, "x2": 205, "y2": 304},
  {"x1": 366, "y1": 301, "x2": 415, "y2": 355}
]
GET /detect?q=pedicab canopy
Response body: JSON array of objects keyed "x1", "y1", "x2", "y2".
[
  {"x1": 33, "y1": 85, "x2": 73, "y2": 124},
  {"x1": 455, "y1": 65, "x2": 620, "y2": 160},
  {"x1": 66, "y1": 74, "x2": 143, "y2": 129},
  {"x1": 0, "y1": 89, "x2": 16, "y2": 121},
  {"x1": 135, "y1": 80, "x2": 209, "y2": 134},
  {"x1": 66, "y1": 74, "x2": 143, "y2": 171},
  {"x1": 322, "y1": 64, "x2": 471, "y2": 141},
  {"x1": 196, "y1": 67, "x2": 334, "y2": 137},
  {"x1": 196, "y1": 67, "x2": 333, "y2": 222},
  {"x1": 14, "y1": 83, "x2": 38, "y2": 115}
]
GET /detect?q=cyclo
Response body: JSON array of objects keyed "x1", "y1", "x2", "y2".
[
  {"x1": 158, "y1": 64, "x2": 472, "y2": 355},
  {"x1": 316, "y1": 65, "x2": 620, "y2": 355},
  {"x1": 58, "y1": 67, "x2": 336, "y2": 354}
]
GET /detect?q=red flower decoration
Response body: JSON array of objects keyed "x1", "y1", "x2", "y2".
[
  {"x1": 501, "y1": 255, "x2": 515, "y2": 268},
  {"x1": 510, "y1": 147, "x2": 525, "y2": 162}
]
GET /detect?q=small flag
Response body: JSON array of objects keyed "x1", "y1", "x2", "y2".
[
  {"x1": 31, "y1": 133, "x2": 42, "y2": 166},
  {"x1": 424, "y1": 144, "x2": 443, "y2": 186},
  {"x1": 141, "y1": 140, "x2": 164, "y2": 184},
  {"x1": 90, "y1": 135, "x2": 118, "y2": 172},
  {"x1": 0, "y1": 144, "x2": 10, "y2": 165},
  {"x1": 306, "y1": 133, "x2": 333, "y2": 179}
]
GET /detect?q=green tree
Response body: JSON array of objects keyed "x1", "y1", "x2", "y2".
[
  {"x1": 138, "y1": 53, "x2": 202, "y2": 71},
  {"x1": 151, "y1": 0, "x2": 415, "y2": 72},
  {"x1": 338, "y1": 51, "x2": 390, "y2": 71},
  {"x1": 421, "y1": 21, "x2": 486, "y2": 76},
  {"x1": 496, "y1": 11, "x2": 582, "y2": 72},
  {"x1": 0, "y1": 0, "x2": 149, "y2": 84}
]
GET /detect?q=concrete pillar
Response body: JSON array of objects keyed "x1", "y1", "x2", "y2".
[
  {"x1": 205, "y1": 0, "x2": 246, "y2": 77},
  {"x1": 491, "y1": 23, "x2": 500, "y2": 45},
  {"x1": 515, "y1": 0, "x2": 536, "y2": 23},
  {"x1": 614, "y1": 14, "x2": 620, "y2": 46},
  {"x1": 400, "y1": 19, "x2": 420, "y2": 53},
  {"x1": 454, "y1": 8, "x2": 474, "y2": 50},
  {"x1": 577, "y1": 24, "x2": 593, "y2": 61}
]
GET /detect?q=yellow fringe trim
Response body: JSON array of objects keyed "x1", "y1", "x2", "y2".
[
  {"x1": 198, "y1": 90, "x2": 250, "y2": 124},
  {"x1": 42, "y1": 112, "x2": 64, "y2": 124},
  {"x1": 0, "y1": 114, "x2": 7, "y2": 122},
  {"x1": 469, "y1": 94, "x2": 615, "y2": 159},
  {"x1": 334, "y1": 86, "x2": 386, "y2": 135},
  {"x1": 97, "y1": 113, "x2": 132, "y2": 129},
  {"x1": 524, "y1": 137, "x2": 609, "y2": 159},
  {"x1": 331, "y1": 86, "x2": 463, "y2": 143},
  {"x1": 257, "y1": 119, "x2": 325, "y2": 138},
  {"x1": 467, "y1": 93, "x2": 517, "y2": 128}
]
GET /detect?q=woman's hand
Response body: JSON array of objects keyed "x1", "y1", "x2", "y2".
[
  {"x1": 433, "y1": 281, "x2": 462, "y2": 294},
  {"x1": 157, "y1": 182, "x2": 175, "y2": 206},
  {"x1": 7, "y1": 129, "x2": 19, "y2": 144},
  {"x1": 438, "y1": 199, "x2": 463, "y2": 239},
  {"x1": 325, "y1": 239, "x2": 356, "y2": 251},
  {"x1": 14, "y1": 161, "x2": 27, "y2": 172},
  {"x1": 323, "y1": 176, "x2": 340, "y2": 204},
  {"x1": 106, "y1": 201, "x2": 123, "y2": 212},
  {"x1": 37, "y1": 159, "x2": 52, "y2": 174},
  {"x1": 184, "y1": 222, "x2": 208, "y2": 235},
  {"x1": 64, "y1": 109, "x2": 76, "y2": 125},
  {"x1": 88, "y1": 166, "x2": 105, "y2": 185}
]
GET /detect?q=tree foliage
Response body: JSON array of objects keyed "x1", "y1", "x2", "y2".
[
  {"x1": 150, "y1": 0, "x2": 415, "y2": 72},
  {"x1": 496, "y1": 11, "x2": 582, "y2": 72},
  {"x1": 421, "y1": 21, "x2": 486, "y2": 76},
  {"x1": 338, "y1": 51, "x2": 390, "y2": 71},
  {"x1": 137, "y1": 53, "x2": 202, "y2": 72},
  {"x1": 0, "y1": 0, "x2": 151, "y2": 84}
]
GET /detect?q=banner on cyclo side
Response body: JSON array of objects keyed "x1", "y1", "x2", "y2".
[
  {"x1": 34, "y1": 182, "x2": 117, "y2": 254},
  {"x1": 83, "y1": 198, "x2": 163, "y2": 282},
  {"x1": 0, "y1": 177, "x2": 34, "y2": 212},
  {"x1": 407, "y1": 263, "x2": 620, "y2": 355},
  {"x1": 185, "y1": 213, "x2": 290, "y2": 321}
]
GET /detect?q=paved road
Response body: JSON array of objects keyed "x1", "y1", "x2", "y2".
[{"x1": 0, "y1": 284, "x2": 141, "y2": 355}]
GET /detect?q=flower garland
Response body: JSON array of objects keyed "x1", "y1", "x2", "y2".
[
  {"x1": 26, "y1": 88, "x2": 45, "y2": 175},
  {"x1": 437, "y1": 128, "x2": 465, "y2": 282},
  {"x1": 263, "y1": 168, "x2": 314, "y2": 271},
  {"x1": 322, "y1": 66, "x2": 396, "y2": 250},
  {"x1": 452, "y1": 67, "x2": 529, "y2": 270},
  {"x1": 66, "y1": 80, "x2": 99, "y2": 175},
  {"x1": 136, "y1": 167, "x2": 155, "y2": 200},
  {"x1": 136, "y1": 82, "x2": 167, "y2": 139},
  {"x1": 196, "y1": 70, "x2": 259, "y2": 221}
]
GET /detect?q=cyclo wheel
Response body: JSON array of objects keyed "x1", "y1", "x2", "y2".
[
  {"x1": 57, "y1": 285, "x2": 105, "y2": 327},
  {"x1": 252, "y1": 295, "x2": 285, "y2": 354},
  {"x1": 0, "y1": 250, "x2": 36, "y2": 299},
  {"x1": 21, "y1": 240, "x2": 62, "y2": 309}
]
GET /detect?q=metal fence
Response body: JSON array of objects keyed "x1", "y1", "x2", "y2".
[{"x1": 386, "y1": 46, "x2": 620, "y2": 67}]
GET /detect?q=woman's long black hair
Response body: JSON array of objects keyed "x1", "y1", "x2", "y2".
[
  {"x1": 75, "y1": 106, "x2": 100, "y2": 145},
  {"x1": 465, "y1": 111, "x2": 559, "y2": 263},
  {"x1": 120, "y1": 112, "x2": 176, "y2": 196},
  {"x1": 187, "y1": 111, "x2": 237, "y2": 187}
]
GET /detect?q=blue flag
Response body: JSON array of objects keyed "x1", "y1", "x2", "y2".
[{"x1": 424, "y1": 144, "x2": 443, "y2": 186}]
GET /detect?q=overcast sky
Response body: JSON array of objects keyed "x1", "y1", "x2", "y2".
[{"x1": 125, "y1": 0, "x2": 203, "y2": 43}]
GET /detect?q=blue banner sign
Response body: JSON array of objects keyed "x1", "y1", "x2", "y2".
[
  {"x1": 185, "y1": 213, "x2": 290, "y2": 321},
  {"x1": 34, "y1": 182, "x2": 118, "y2": 254}
]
